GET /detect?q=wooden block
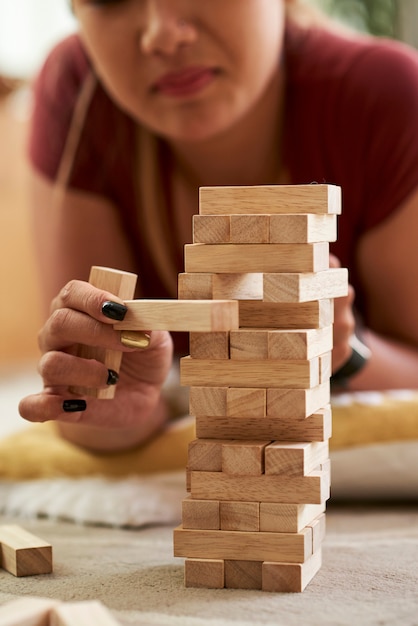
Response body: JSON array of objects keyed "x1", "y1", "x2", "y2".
[
  {"x1": 224, "y1": 560, "x2": 262, "y2": 590},
  {"x1": 266, "y1": 382, "x2": 330, "y2": 419},
  {"x1": 185, "y1": 558, "x2": 224, "y2": 588},
  {"x1": 259, "y1": 503, "x2": 326, "y2": 533},
  {"x1": 189, "y1": 387, "x2": 227, "y2": 416},
  {"x1": 50, "y1": 601, "x2": 121, "y2": 626},
  {"x1": 190, "y1": 468, "x2": 330, "y2": 504},
  {"x1": 264, "y1": 441, "x2": 329, "y2": 476},
  {"x1": 307, "y1": 514, "x2": 327, "y2": 553},
  {"x1": 114, "y1": 299, "x2": 239, "y2": 332},
  {"x1": 221, "y1": 441, "x2": 271, "y2": 476},
  {"x1": 195, "y1": 406, "x2": 332, "y2": 442},
  {"x1": 238, "y1": 299, "x2": 334, "y2": 329},
  {"x1": 220, "y1": 501, "x2": 260, "y2": 532},
  {"x1": 193, "y1": 214, "x2": 230, "y2": 243},
  {"x1": 262, "y1": 549, "x2": 322, "y2": 592},
  {"x1": 70, "y1": 266, "x2": 137, "y2": 399},
  {"x1": 269, "y1": 214, "x2": 337, "y2": 243},
  {"x1": 189, "y1": 332, "x2": 229, "y2": 359},
  {"x1": 0, "y1": 597, "x2": 59, "y2": 626},
  {"x1": 199, "y1": 184, "x2": 341, "y2": 215},
  {"x1": 319, "y1": 351, "x2": 332, "y2": 383},
  {"x1": 226, "y1": 387, "x2": 266, "y2": 418},
  {"x1": 178, "y1": 273, "x2": 213, "y2": 299},
  {"x1": 212, "y1": 273, "x2": 263, "y2": 300},
  {"x1": 174, "y1": 525, "x2": 313, "y2": 563},
  {"x1": 230, "y1": 327, "x2": 333, "y2": 361},
  {"x1": 263, "y1": 268, "x2": 348, "y2": 303},
  {"x1": 180, "y1": 356, "x2": 320, "y2": 389},
  {"x1": 0, "y1": 525, "x2": 52, "y2": 577},
  {"x1": 230, "y1": 215, "x2": 269, "y2": 243},
  {"x1": 182, "y1": 497, "x2": 220, "y2": 530},
  {"x1": 230, "y1": 330, "x2": 269, "y2": 360},
  {"x1": 188, "y1": 438, "x2": 224, "y2": 471},
  {"x1": 184, "y1": 243, "x2": 329, "y2": 274},
  {"x1": 268, "y1": 326, "x2": 333, "y2": 360}
]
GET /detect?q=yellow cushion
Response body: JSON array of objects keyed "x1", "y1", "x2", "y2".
[
  {"x1": 331, "y1": 391, "x2": 418, "y2": 450},
  {"x1": 0, "y1": 417, "x2": 195, "y2": 480},
  {"x1": 1, "y1": 392, "x2": 418, "y2": 480}
]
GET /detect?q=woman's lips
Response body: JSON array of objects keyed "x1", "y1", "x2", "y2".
[{"x1": 153, "y1": 67, "x2": 217, "y2": 98}]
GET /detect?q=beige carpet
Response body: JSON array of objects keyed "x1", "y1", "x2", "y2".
[{"x1": 1, "y1": 505, "x2": 418, "y2": 626}]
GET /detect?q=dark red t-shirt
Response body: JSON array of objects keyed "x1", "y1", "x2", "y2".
[{"x1": 29, "y1": 24, "x2": 418, "y2": 335}]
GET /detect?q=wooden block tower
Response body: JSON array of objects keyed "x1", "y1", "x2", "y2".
[{"x1": 173, "y1": 184, "x2": 348, "y2": 592}]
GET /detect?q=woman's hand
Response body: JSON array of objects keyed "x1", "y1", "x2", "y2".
[
  {"x1": 18, "y1": 279, "x2": 173, "y2": 449},
  {"x1": 329, "y1": 254, "x2": 356, "y2": 373}
]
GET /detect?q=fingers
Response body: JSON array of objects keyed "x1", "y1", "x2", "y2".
[
  {"x1": 50, "y1": 280, "x2": 127, "y2": 323},
  {"x1": 38, "y1": 352, "x2": 113, "y2": 389},
  {"x1": 18, "y1": 392, "x2": 87, "y2": 424},
  {"x1": 39, "y1": 308, "x2": 125, "y2": 353}
]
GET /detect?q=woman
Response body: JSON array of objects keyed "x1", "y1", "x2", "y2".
[{"x1": 19, "y1": 0, "x2": 418, "y2": 451}]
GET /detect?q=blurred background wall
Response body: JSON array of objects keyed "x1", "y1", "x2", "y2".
[{"x1": 0, "y1": 0, "x2": 416, "y2": 367}]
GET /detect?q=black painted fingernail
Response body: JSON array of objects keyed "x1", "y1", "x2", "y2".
[
  {"x1": 63, "y1": 399, "x2": 87, "y2": 413},
  {"x1": 102, "y1": 301, "x2": 128, "y2": 321},
  {"x1": 107, "y1": 369, "x2": 119, "y2": 386}
]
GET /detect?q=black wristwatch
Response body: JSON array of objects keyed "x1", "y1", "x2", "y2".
[{"x1": 331, "y1": 334, "x2": 371, "y2": 389}]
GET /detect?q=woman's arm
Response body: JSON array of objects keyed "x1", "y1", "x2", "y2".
[
  {"x1": 344, "y1": 185, "x2": 418, "y2": 390},
  {"x1": 19, "y1": 169, "x2": 173, "y2": 451}
]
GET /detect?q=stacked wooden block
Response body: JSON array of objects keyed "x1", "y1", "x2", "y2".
[{"x1": 173, "y1": 185, "x2": 348, "y2": 592}]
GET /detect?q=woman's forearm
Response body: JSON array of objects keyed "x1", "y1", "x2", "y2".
[{"x1": 345, "y1": 329, "x2": 418, "y2": 391}]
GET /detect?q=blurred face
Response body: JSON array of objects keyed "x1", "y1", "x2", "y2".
[{"x1": 73, "y1": 0, "x2": 285, "y2": 142}]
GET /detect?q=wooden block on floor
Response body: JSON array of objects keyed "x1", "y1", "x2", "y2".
[
  {"x1": 225, "y1": 560, "x2": 262, "y2": 590},
  {"x1": 195, "y1": 406, "x2": 332, "y2": 442},
  {"x1": 193, "y1": 214, "x2": 230, "y2": 243},
  {"x1": 222, "y1": 441, "x2": 271, "y2": 476},
  {"x1": 0, "y1": 597, "x2": 59, "y2": 626},
  {"x1": 262, "y1": 549, "x2": 322, "y2": 593},
  {"x1": 189, "y1": 332, "x2": 229, "y2": 359},
  {"x1": 226, "y1": 387, "x2": 266, "y2": 418},
  {"x1": 199, "y1": 185, "x2": 341, "y2": 215},
  {"x1": 220, "y1": 501, "x2": 260, "y2": 532},
  {"x1": 180, "y1": 356, "x2": 320, "y2": 389},
  {"x1": 50, "y1": 601, "x2": 121, "y2": 626},
  {"x1": 178, "y1": 273, "x2": 213, "y2": 299},
  {"x1": 264, "y1": 441, "x2": 329, "y2": 476},
  {"x1": 263, "y1": 268, "x2": 348, "y2": 303},
  {"x1": 266, "y1": 382, "x2": 330, "y2": 419},
  {"x1": 188, "y1": 439, "x2": 224, "y2": 471},
  {"x1": 190, "y1": 467, "x2": 330, "y2": 504},
  {"x1": 174, "y1": 525, "x2": 313, "y2": 563},
  {"x1": 230, "y1": 215, "x2": 270, "y2": 243},
  {"x1": 269, "y1": 213, "x2": 337, "y2": 243},
  {"x1": 185, "y1": 558, "x2": 224, "y2": 588},
  {"x1": 259, "y1": 503, "x2": 326, "y2": 533},
  {"x1": 212, "y1": 273, "x2": 263, "y2": 300},
  {"x1": 71, "y1": 265, "x2": 137, "y2": 399},
  {"x1": 184, "y1": 243, "x2": 329, "y2": 274},
  {"x1": 114, "y1": 299, "x2": 239, "y2": 332},
  {"x1": 189, "y1": 387, "x2": 227, "y2": 416},
  {"x1": 182, "y1": 497, "x2": 220, "y2": 530},
  {"x1": 0, "y1": 525, "x2": 52, "y2": 577},
  {"x1": 238, "y1": 299, "x2": 333, "y2": 329}
]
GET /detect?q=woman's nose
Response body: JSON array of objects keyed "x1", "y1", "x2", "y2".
[{"x1": 139, "y1": 2, "x2": 196, "y2": 57}]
